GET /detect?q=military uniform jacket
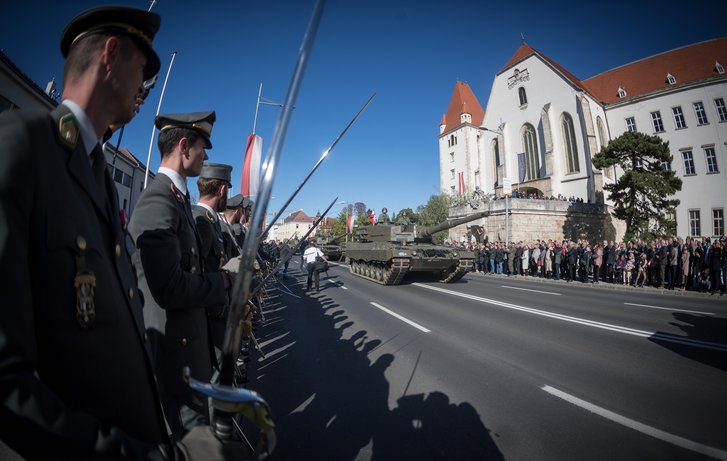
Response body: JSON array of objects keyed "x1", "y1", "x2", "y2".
[
  {"x1": 192, "y1": 205, "x2": 230, "y2": 350},
  {"x1": 128, "y1": 174, "x2": 228, "y2": 403},
  {"x1": 0, "y1": 106, "x2": 168, "y2": 458}
]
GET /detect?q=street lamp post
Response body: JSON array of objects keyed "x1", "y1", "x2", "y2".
[{"x1": 339, "y1": 200, "x2": 348, "y2": 243}]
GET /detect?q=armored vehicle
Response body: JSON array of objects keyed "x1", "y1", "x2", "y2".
[
  {"x1": 346, "y1": 211, "x2": 488, "y2": 285},
  {"x1": 318, "y1": 234, "x2": 346, "y2": 261}
]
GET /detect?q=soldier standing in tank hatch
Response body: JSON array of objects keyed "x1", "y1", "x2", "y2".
[
  {"x1": 397, "y1": 210, "x2": 411, "y2": 226},
  {"x1": 378, "y1": 207, "x2": 390, "y2": 224},
  {"x1": 0, "y1": 6, "x2": 247, "y2": 459},
  {"x1": 128, "y1": 112, "x2": 233, "y2": 439}
]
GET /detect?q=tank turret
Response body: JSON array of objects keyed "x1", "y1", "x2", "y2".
[{"x1": 346, "y1": 211, "x2": 488, "y2": 285}]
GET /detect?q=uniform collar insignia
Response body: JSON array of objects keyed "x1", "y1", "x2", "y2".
[
  {"x1": 205, "y1": 209, "x2": 217, "y2": 223},
  {"x1": 170, "y1": 183, "x2": 184, "y2": 202}
]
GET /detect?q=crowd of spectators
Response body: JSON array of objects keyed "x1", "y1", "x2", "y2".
[{"x1": 447, "y1": 236, "x2": 726, "y2": 295}]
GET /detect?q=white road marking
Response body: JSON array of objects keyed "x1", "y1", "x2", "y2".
[
  {"x1": 542, "y1": 385, "x2": 727, "y2": 460},
  {"x1": 340, "y1": 286, "x2": 348, "y2": 290},
  {"x1": 501, "y1": 285, "x2": 561, "y2": 296},
  {"x1": 413, "y1": 283, "x2": 727, "y2": 352},
  {"x1": 370, "y1": 302, "x2": 430, "y2": 333},
  {"x1": 624, "y1": 302, "x2": 714, "y2": 316}
]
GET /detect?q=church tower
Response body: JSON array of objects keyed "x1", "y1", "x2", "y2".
[{"x1": 438, "y1": 81, "x2": 486, "y2": 198}]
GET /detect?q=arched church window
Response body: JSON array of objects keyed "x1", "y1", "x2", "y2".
[
  {"x1": 518, "y1": 87, "x2": 528, "y2": 107},
  {"x1": 561, "y1": 113, "x2": 580, "y2": 174},
  {"x1": 521, "y1": 123, "x2": 540, "y2": 180}
]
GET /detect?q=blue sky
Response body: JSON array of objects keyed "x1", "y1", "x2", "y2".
[{"x1": 3, "y1": 0, "x2": 726, "y2": 221}]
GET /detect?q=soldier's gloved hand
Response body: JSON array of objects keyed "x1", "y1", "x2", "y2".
[{"x1": 175, "y1": 426, "x2": 250, "y2": 461}]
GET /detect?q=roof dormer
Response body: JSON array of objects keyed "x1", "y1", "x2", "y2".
[
  {"x1": 460, "y1": 102, "x2": 472, "y2": 124},
  {"x1": 716, "y1": 61, "x2": 725, "y2": 75},
  {"x1": 617, "y1": 86, "x2": 627, "y2": 98},
  {"x1": 666, "y1": 73, "x2": 676, "y2": 85}
]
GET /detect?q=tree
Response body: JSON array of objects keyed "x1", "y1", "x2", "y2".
[
  {"x1": 416, "y1": 194, "x2": 453, "y2": 243},
  {"x1": 592, "y1": 131, "x2": 682, "y2": 241}
]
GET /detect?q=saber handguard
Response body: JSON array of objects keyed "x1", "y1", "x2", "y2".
[{"x1": 183, "y1": 367, "x2": 275, "y2": 433}]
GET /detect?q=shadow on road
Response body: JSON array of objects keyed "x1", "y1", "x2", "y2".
[
  {"x1": 649, "y1": 312, "x2": 727, "y2": 372},
  {"x1": 253, "y1": 270, "x2": 503, "y2": 460}
]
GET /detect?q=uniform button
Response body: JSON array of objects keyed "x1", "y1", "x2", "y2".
[
  {"x1": 128, "y1": 288, "x2": 134, "y2": 299},
  {"x1": 191, "y1": 247, "x2": 196, "y2": 255},
  {"x1": 191, "y1": 265, "x2": 197, "y2": 273},
  {"x1": 115, "y1": 244, "x2": 121, "y2": 257},
  {"x1": 181, "y1": 337, "x2": 188, "y2": 347},
  {"x1": 144, "y1": 332, "x2": 148, "y2": 342},
  {"x1": 76, "y1": 235, "x2": 87, "y2": 251}
]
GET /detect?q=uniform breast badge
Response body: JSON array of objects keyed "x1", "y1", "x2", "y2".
[{"x1": 74, "y1": 271, "x2": 96, "y2": 328}]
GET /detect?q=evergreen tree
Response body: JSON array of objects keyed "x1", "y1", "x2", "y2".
[
  {"x1": 592, "y1": 131, "x2": 682, "y2": 241},
  {"x1": 416, "y1": 194, "x2": 454, "y2": 243}
]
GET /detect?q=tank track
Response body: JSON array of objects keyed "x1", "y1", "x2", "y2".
[
  {"x1": 440, "y1": 259, "x2": 473, "y2": 283},
  {"x1": 349, "y1": 258, "x2": 410, "y2": 285}
]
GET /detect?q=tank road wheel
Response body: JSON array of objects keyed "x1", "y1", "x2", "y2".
[
  {"x1": 375, "y1": 264, "x2": 384, "y2": 282},
  {"x1": 353, "y1": 261, "x2": 360, "y2": 274}
]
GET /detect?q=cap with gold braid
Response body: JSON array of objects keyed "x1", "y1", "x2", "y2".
[
  {"x1": 60, "y1": 6, "x2": 161, "y2": 79},
  {"x1": 154, "y1": 111, "x2": 216, "y2": 149}
]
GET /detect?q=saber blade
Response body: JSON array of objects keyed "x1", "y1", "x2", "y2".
[
  {"x1": 220, "y1": 0, "x2": 326, "y2": 387},
  {"x1": 262, "y1": 93, "x2": 376, "y2": 239}
]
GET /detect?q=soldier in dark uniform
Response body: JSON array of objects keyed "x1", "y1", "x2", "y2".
[
  {"x1": 0, "y1": 6, "x2": 175, "y2": 459},
  {"x1": 128, "y1": 112, "x2": 232, "y2": 438},
  {"x1": 192, "y1": 163, "x2": 233, "y2": 370},
  {"x1": 220, "y1": 194, "x2": 244, "y2": 260}
]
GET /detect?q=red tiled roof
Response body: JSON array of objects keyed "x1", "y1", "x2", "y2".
[
  {"x1": 498, "y1": 43, "x2": 586, "y2": 92},
  {"x1": 284, "y1": 210, "x2": 312, "y2": 223},
  {"x1": 582, "y1": 37, "x2": 727, "y2": 104},
  {"x1": 441, "y1": 81, "x2": 484, "y2": 134}
]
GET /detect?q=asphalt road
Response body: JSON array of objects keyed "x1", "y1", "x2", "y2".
[{"x1": 252, "y1": 262, "x2": 727, "y2": 461}]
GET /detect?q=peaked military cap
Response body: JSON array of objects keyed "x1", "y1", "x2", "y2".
[
  {"x1": 226, "y1": 194, "x2": 244, "y2": 209},
  {"x1": 199, "y1": 163, "x2": 232, "y2": 185},
  {"x1": 154, "y1": 111, "x2": 216, "y2": 148},
  {"x1": 242, "y1": 197, "x2": 254, "y2": 209},
  {"x1": 61, "y1": 6, "x2": 161, "y2": 80}
]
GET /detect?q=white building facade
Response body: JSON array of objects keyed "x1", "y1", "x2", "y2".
[{"x1": 440, "y1": 38, "x2": 727, "y2": 239}]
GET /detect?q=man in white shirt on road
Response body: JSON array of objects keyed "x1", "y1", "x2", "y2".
[{"x1": 303, "y1": 238, "x2": 328, "y2": 292}]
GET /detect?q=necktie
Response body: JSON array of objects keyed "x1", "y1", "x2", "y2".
[{"x1": 90, "y1": 144, "x2": 112, "y2": 221}]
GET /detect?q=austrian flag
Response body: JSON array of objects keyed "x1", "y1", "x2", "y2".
[{"x1": 369, "y1": 209, "x2": 376, "y2": 225}]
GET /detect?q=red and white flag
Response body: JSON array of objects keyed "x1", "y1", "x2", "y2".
[
  {"x1": 347, "y1": 213, "x2": 354, "y2": 233},
  {"x1": 458, "y1": 171, "x2": 466, "y2": 195},
  {"x1": 241, "y1": 133, "x2": 263, "y2": 197},
  {"x1": 369, "y1": 209, "x2": 376, "y2": 225}
]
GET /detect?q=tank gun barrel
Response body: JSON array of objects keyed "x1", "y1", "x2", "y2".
[{"x1": 417, "y1": 210, "x2": 489, "y2": 239}]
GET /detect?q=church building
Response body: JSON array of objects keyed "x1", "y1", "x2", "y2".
[{"x1": 440, "y1": 37, "x2": 727, "y2": 240}]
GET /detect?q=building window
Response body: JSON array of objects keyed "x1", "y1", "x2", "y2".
[
  {"x1": 666, "y1": 73, "x2": 676, "y2": 85},
  {"x1": 492, "y1": 139, "x2": 500, "y2": 167},
  {"x1": 450, "y1": 152, "x2": 454, "y2": 163},
  {"x1": 450, "y1": 185, "x2": 456, "y2": 194},
  {"x1": 596, "y1": 117, "x2": 612, "y2": 179},
  {"x1": 450, "y1": 169, "x2": 455, "y2": 180},
  {"x1": 713, "y1": 209, "x2": 725, "y2": 237},
  {"x1": 518, "y1": 87, "x2": 528, "y2": 107},
  {"x1": 715, "y1": 98, "x2": 727, "y2": 122},
  {"x1": 617, "y1": 87, "x2": 626, "y2": 98},
  {"x1": 651, "y1": 111, "x2": 664, "y2": 133},
  {"x1": 689, "y1": 209, "x2": 701, "y2": 237},
  {"x1": 672, "y1": 106, "x2": 687, "y2": 129},
  {"x1": 625, "y1": 117, "x2": 637, "y2": 132},
  {"x1": 716, "y1": 61, "x2": 725, "y2": 74},
  {"x1": 705, "y1": 146, "x2": 719, "y2": 173},
  {"x1": 661, "y1": 160, "x2": 671, "y2": 171},
  {"x1": 694, "y1": 101, "x2": 708, "y2": 125},
  {"x1": 682, "y1": 150, "x2": 696, "y2": 175},
  {"x1": 522, "y1": 123, "x2": 540, "y2": 181},
  {"x1": 561, "y1": 113, "x2": 580, "y2": 174}
]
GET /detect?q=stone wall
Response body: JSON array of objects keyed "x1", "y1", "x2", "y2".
[{"x1": 447, "y1": 199, "x2": 626, "y2": 244}]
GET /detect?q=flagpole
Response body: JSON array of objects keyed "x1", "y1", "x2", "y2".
[
  {"x1": 252, "y1": 82, "x2": 262, "y2": 135},
  {"x1": 143, "y1": 51, "x2": 177, "y2": 189}
]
